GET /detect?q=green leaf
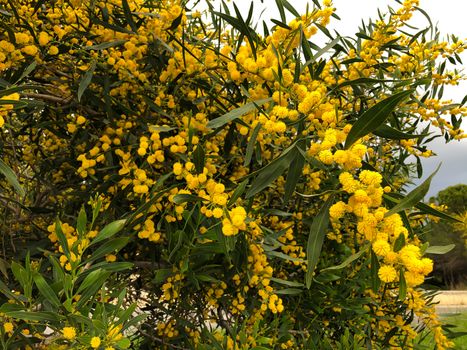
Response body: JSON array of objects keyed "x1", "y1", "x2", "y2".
[
  {"x1": 16, "y1": 60, "x2": 37, "y2": 83},
  {"x1": 275, "y1": 288, "x2": 303, "y2": 295},
  {"x1": 172, "y1": 194, "x2": 206, "y2": 205},
  {"x1": 244, "y1": 123, "x2": 262, "y2": 166},
  {"x1": 227, "y1": 179, "x2": 248, "y2": 207},
  {"x1": 373, "y1": 124, "x2": 427, "y2": 140},
  {"x1": 393, "y1": 233, "x2": 406, "y2": 252},
  {"x1": 0, "y1": 158, "x2": 25, "y2": 197},
  {"x1": 76, "y1": 268, "x2": 108, "y2": 295},
  {"x1": 78, "y1": 60, "x2": 96, "y2": 102},
  {"x1": 245, "y1": 147, "x2": 296, "y2": 199},
  {"x1": 116, "y1": 338, "x2": 131, "y2": 349},
  {"x1": 266, "y1": 250, "x2": 305, "y2": 263},
  {"x1": 206, "y1": 98, "x2": 271, "y2": 129},
  {"x1": 85, "y1": 40, "x2": 127, "y2": 50},
  {"x1": 33, "y1": 273, "x2": 61, "y2": 308},
  {"x1": 122, "y1": 0, "x2": 137, "y2": 32},
  {"x1": 370, "y1": 250, "x2": 380, "y2": 292},
  {"x1": 76, "y1": 206, "x2": 87, "y2": 238},
  {"x1": 284, "y1": 143, "x2": 305, "y2": 203},
  {"x1": 399, "y1": 269, "x2": 407, "y2": 300},
  {"x1": 320, "y1": 245, "x2": 368, "y2": 272},
  {"x1": 269, "y1": 277, "x2": 304, "y2": 287},
  {"x1": 384, "y1": 163, "x2": 441, "y2": 217},
  {"x1": 345, "y1": 90, "x2": 413, "y2": 149},
  {"x1": 193, "y1": 145, "x2": 205, "y2": 174},
  {"x1": 86, "y1": 237, "x2": 129, "y2": 262},
  {"x1": 76, "y1": 271, "x2": 112, "y2": 308},
  {"x1": 4, "y1": 311, "x2": 60, "y2": 322},
  {"x1": 305, "y1": 195, "x2": 334, "y2": 288},
  {"x1": 91, "y1": 219, "x2": 126, "y2": 245},
  {"x1": 55, "y1": 219, "x2": 71, "y2": 259},
  {"x1": 425, "y1": 244, "x2": 455, "y2": 255}
]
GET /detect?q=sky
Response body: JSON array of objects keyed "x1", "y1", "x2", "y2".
[{"x1": 194, "y1": 0, "x2": 467, "y2": 198}]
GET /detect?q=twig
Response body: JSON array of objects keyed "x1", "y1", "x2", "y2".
[{"x1": 22, "y1": 92, "x2": 73, "y2": 104}]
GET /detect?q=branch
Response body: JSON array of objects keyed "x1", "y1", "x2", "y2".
[{"x1": 22, "y1": 92, "x2": 73, "y2": 104}]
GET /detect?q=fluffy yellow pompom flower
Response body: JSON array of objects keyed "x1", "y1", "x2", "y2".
[
  {"x1": 4, "y1": 322, "x2": 13, "y2": 333},
  {"x1": 372, "y1": 239, "x2": 391, "y2": 257},
  {"x1": 378, "y1": 265, "x2": 397, "y2": 283},
  {"x1": 62, "y1": 326, "x2": 77, "y2": 340},
  {"x1": 91, "y1": 336, "x2": 101, "y2": 348},
  {"x1": 38, "y1": 32, "x2": 50, "y2": 46}
]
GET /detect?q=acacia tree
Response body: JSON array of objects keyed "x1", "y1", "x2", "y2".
[{"x1": 0, "y1": 0, "x2": 466, "y2": 349}]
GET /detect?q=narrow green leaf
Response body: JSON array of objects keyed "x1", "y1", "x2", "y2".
[
  {"x1": 85, "y1": 40, "x2": 127, "y2": 50},
  {"x1": 373, "y1": 124, "x2": 427, "y2": 140},
  {"x1": 284, "y1": 145, "x2": 305, "y2": 203},
  {"x1": 266, "y1": 250, "x2": 305, "y2": 263},
  {"x1": 321, "y1": 245, "x2": 369, "y2": 272},
  {"x1": 172, "y1": 194, "x2": 206, "y2": 205},
  {"x1": 279, "y1": 0, "x2": 301, "y2": 17},
  {"x1": 227, "y1": 179, "x2": 248, "y2": 206},
  {"x1": 4, "y1": 311, "x2": 60, "y2": 322},
  {"x1": 76, "y1": 206, "x2": 87, "y2": 238},
  {"x1": 86, "y1": 237, "x2": 129, "y2": 262},
  {"x1": 0, "y1": 158, "x2": 25, "y2": 197},
  {"x1": 345, "y1": 90, "x2": 413, "y2": 149},
  {"x1": 245, "y1": 147, "x2": 296, "y2": 199},
  {"x1": 91, "y1": 219, "x2": 126, "y2": 246},
  {"x1": 55, "y1": 219, "x2": 70, "y2": 259},
  {"x1": 33, "y1": 273, "x2": 61, "y2": 308},
  {"x1": 384, "y1": 163, "x2": 441, "y2": 217},
  {"x1": 122, "y1": 0, "x2": 137, "y2": 32},
  {"x1": 275, "y1": 288, "x2": 303, "y2": 295},
  {"x1": 305, "y1": 195, "x2": 334, "y2": 288},
  {"x1": 193, "y1": 145, "x2": 205, "y2": 174},
  {"x1": 425, "y1": 244, "x2": 455, "y2": 255},
  {"x1": 244, "y1": 123, "x2": 262, "y2": 166},
  {"x1": 370, "y1": 250, "x2": 380, "y2": 292},
  {"x1": 399, "y1": 269, "x2": 407, "y2": 300},
  {"x1": 393, "y1": 233, "x2": 406, "y2": 252},
  {"x1": 206, "y1": 98, "x2": 271, "y2": 129},
  {"x1": 270, "y1": 277, "x2": 304, "y2": 287},
  {"x1": 16, "y1": 60, "x2": 37, "y2": 83},
  {"x1": 78, "y1": 60, "x2": 96, "y2": 102},
  {"x1": 76, "y1": 271, "x2": 112, "y2": 308},
  {"x1": 76, "y1": 268, "x2": 108, "y2": 295}
]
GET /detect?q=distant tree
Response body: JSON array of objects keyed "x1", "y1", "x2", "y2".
[{"x1": 428, "y1": 184, "x2": 467, "y2": 288}]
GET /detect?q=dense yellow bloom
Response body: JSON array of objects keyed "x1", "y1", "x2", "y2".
[
  {"x1": 91, "y1": 336, "x2": 101, "y2": 348},
  {"x1": 62, "y1": 326, "x2": 76, "y2": 340},
  {"x1": 4, "y1": 322, "x2": 13, "y2": 333},
  {"x1": 372, "y1": 239, "x2": 391, "y2": 257},
  {"x1": 378, "y1": 265, "x2": 397, "y2": 283}
]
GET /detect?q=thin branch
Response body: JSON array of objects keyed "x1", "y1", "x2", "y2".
[{"x1": 22, "y1": 92, "x2": 73, "y2": 104}]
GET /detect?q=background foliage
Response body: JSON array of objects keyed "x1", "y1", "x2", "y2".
[{"x1": 0, "y1": 0, "x2": 466, "y2": 349}]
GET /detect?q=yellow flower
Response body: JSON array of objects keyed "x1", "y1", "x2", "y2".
[
  {"x1": 106, "y1": 254, "x2": 117, "y2": 262},
  {"x1": 372, "y1": 239, "x2": 391, "y2": 257},
  {"x1": 67, "y1": 123, "x2": 77, "y2": 133},
  {"x1": 76, "y1": 115, "x2": 86, "y2": 125},
  {"x1": 22, "y1": 45, "x2": 38, "y2": 56},
  {"x1": 62, "y1": 326, "x2": 77, "y2": 340},
  {"x1": 378, "y1": 265, "x2": 397, "y2": 283},
  {"x1": 4, "y1": 322, "x2": 13, "y2": 333},
  {"x1": 48, "y1": 46, "x2": 59, "y2": 55},
  {"x1": 38, "y1": 32, "x2": 50, "y2": 46},
  {"x1": 91, "y1": 336, "x2": 101, "y2": 348}
]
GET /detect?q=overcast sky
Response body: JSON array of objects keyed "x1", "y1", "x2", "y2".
[{"x1": 195, "y1": 0, "x2": 467, "y2": 198}]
